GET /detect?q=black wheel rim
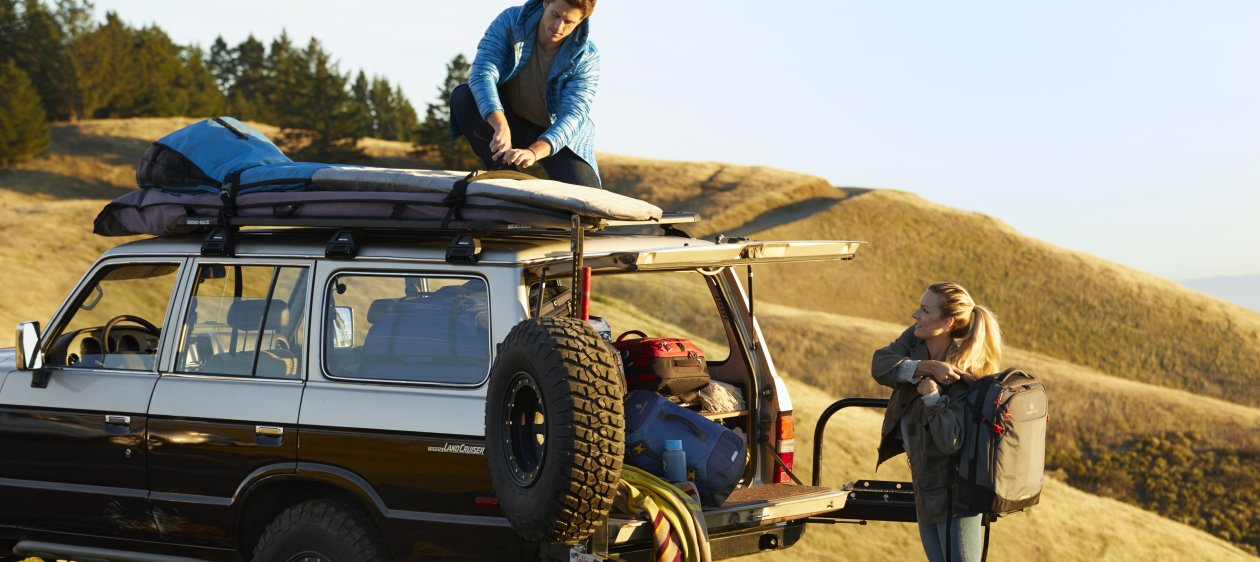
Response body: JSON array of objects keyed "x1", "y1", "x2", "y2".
[
  {"x1": 502, "y1": 371, "x2": 547, "y2": 487},
  {"x1": 285, "y1": 552, "x2": 331, "y2": 562}
]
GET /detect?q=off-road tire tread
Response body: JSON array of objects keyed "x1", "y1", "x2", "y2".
[
  {"x1": 487, "y1": 317, "x2": 625, "y2": 543},
  {"x1": 251, "y1": 499, "x2": 389, "y2": 562}
]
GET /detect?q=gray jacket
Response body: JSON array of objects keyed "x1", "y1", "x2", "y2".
[{"x1": 872, "y1": 326, "x2": 970, "y2": 523}]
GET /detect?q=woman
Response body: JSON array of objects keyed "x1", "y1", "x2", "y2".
[{"x1": 871, "y1": 282, "x2": 1002, "y2": 562}]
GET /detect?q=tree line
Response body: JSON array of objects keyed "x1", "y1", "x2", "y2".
[{"x1": 1, "y1": 0, "x2": 473, "y2": 166}]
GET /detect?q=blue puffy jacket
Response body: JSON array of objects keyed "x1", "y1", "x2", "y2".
[{"x1": 457, "y1": 0, "x2": 600, "y2": 177}]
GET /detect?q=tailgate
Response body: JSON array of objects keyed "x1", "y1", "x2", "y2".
[{"x1": 607, "y1": 484, "x2": 847, "y2": 543}]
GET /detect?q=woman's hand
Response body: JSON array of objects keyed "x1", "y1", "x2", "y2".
[
  {"x1": 918, "y1": 360, "x2": 967, "y2": 385},
  {"x1": 917, "y1": 377, "x2": 940, "y2": 396}
]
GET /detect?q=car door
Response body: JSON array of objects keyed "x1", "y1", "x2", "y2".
[
  {"x1": 145, "y1": 260, "x2": 311, "y2": 548},
  {"x1": 0, "y1": 258, "x2": 185, "y2": 539}
]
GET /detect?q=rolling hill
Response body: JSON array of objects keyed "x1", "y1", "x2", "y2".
[
  {"x1": 2, "y1": 118, "x2": 1258, "y2": 558},
  {"x1": 599, "y1": 155, "x2": 1260, "y2": 409}
]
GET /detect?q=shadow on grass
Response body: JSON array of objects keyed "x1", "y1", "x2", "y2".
[
  {"x1": 0, "y1": 168, "x2": 132, "y2": 200},
  {"x1": 50, "y1": 127, "x2": 153, "y2": 168}
]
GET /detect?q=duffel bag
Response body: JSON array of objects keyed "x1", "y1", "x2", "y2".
[
  {"x1": 612, "y1": 330, "x2": 710, "y2": 397},
  {"x1": 624, "y1": 390, "x2": 746, "y2": 507}
]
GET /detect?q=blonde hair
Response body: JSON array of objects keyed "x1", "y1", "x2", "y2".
[{"x1": 928, "y1": 282, "x2": 1003, "y2": 376}]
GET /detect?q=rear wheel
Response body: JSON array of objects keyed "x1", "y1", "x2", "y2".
[
  {"x1": 251, "y1": 499, "x2": 389, "y2": 562},
  {"x1": 486, "y1": 317, "x2": 625, "y2": 543}
]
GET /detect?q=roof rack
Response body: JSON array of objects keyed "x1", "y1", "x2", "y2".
[
  {"x1": 178, "y1": 211, "x2": 699, "y2": 232},
  {"x1": 182, "y1": 211, "x2": 703, "y2": 260}
]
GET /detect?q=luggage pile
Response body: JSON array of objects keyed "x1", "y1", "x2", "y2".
[{"x1": 94, "y1": 117, "x2": 663, "y2": 237}]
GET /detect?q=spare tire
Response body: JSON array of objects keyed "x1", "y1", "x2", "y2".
[{"x1": 485, "y1": 317, "x2": 625, "y2": 543}]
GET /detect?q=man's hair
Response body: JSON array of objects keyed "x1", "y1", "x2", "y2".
[{"x1": 549, "y1": 0, "x2": 597, "y2": 18}]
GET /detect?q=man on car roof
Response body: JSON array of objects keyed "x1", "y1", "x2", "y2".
[{"x1": 450, "y1": 0, "x2": 602, "y2": 188}]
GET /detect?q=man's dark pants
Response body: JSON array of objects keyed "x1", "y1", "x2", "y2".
[{"x1": 450, "y1": 83, "x2": 601, "y2": 188}]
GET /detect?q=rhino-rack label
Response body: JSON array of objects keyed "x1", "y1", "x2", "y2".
[{"x1": 427, "y1": 443, "x2": 486, "y2": 456}]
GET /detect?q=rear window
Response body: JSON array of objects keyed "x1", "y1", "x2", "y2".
[
  {"x1": 588, "y1": 270, "x2": 732, "y2": 363},
  {"x1": 323, "y1": 273, "x2": 490, "y2": 384}
]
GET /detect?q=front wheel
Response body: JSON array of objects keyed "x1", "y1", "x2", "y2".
[{"x1": 251, "y1": 499, "x2": 390, "y2": 562}]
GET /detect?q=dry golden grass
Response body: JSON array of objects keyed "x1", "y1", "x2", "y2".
[{"x1": 598, "y1": 153, "x2": 848, "y2": 236}]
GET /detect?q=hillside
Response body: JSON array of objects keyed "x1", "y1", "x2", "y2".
[{"x1": 600, "y1": 158, "x2": 1260, "y2": 409}]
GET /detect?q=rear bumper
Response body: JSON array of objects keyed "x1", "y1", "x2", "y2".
[{"x1": 604, "y1": 522, "x2": 807, "y2": 561}]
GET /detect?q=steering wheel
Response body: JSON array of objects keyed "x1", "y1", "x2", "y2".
[{"x1": 102, "y1": 315, "x2": 160, "y2": 353}]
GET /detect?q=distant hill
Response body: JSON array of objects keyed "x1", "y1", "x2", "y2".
[
  {"x1": 599, "y1": 159, "x2": 1260, "y2": 409},
  {"x1": 1182, "y1": 275, "x2": 1260, "y2": 314}
]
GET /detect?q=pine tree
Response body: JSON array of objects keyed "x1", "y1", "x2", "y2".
[
  {"x1": 15, "y1": 0, "x2": 74, "y2": 120},
  {"x1": 179, "y1": 45, "x2": 226, "y2": 117},
  {"x1": 0, "y1": 1, "x2": 18, "y2": 65},
  {"x1": 416, "y1": 53, "x2": 477, "y2": 169},
  {"x1": 229, "y1": 35, "x2": 268, "y2": 121},
  {"x1": 369, "y1": 77, "x2": 398, "y2": 140},
  {"x1": 279, "y1": 38, "x2": 363, "y2": 162},
  {"x1": 119, "y1": 25, "x2": 186, "y2": 117},
  {"x1": 0, "y1": 58, "x2": 51, "y2": 165},
  {"x1": 66, "y1": 11, "x2": 131, "y2": 119},
  {"x1": 350, "y1": 70, "x2": 374, "y2": 138},
  {"x1": 208, "y1": 36, "x2": 238, "y2": 93},
  {"x1": 265, "y1": 31, "x2": 304, "y2": 128}
]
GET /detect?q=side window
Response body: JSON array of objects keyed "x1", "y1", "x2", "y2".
[
  {"x1": 175, "y1": 265, "x2": 308, "y2": 379},
  {"x1": 44, "y1": 262, "x2": 181, "y2": 371},
  {"x1": 324, "y1": 274, "x2": 490, "y2": 384}
]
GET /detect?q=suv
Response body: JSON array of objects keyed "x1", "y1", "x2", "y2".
[{"x1": 0, "y1": 220, "x2": 906, "y2": 561}]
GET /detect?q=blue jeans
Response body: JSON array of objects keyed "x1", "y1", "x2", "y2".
[{"x1": 918, "y1": 512, "x2": 983, "y2": 562}]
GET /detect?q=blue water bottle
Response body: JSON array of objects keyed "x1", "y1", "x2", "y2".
[{"x1": 663, "y1": 439, "x2": 687, "y2": 483}]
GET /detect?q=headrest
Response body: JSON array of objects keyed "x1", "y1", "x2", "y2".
[
  {"x1": 226, "y1": 299, "x2": 288, "y2": 331},
  {"x1": 367, "y1": 298, "x2": 397, "y2": 324}
]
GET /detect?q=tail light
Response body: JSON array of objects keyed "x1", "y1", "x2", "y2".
[{"x1": 773, "y1": 412, "x2": 796, "y2": 484}]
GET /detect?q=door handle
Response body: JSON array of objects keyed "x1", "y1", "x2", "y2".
[
  {"x1": 105, "y1": 414, "x2": 132, "y2": 436},
  {"x1": 255, "y1": 426, "x2": 284, "y2": 437}
]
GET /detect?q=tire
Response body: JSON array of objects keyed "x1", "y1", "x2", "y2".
[
  {"x1": 251, "y1": 499, "x2": 390, "y2": 562},
  {"x1": 485, "y1": 317, "x2": 625, "y2": 544}
]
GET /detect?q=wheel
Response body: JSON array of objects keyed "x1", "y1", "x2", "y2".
[
  {"x1": 251, "y1": 499, "x2": 389, "y2": 562},
  {"x1": 485, "y1": 317, "x2": 625, "y2": 544}
]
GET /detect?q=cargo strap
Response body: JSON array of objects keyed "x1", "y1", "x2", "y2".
[{"x1": 441, "y1": 169, "x2": 538, "y2": 228}]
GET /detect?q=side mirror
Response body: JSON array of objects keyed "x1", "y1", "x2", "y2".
[
  {"x1": 15, "y1": 321, "x2": 41, "y2": 371},
  {"x1": 332, "y1": 307, "x2": 354, "y2": 348}
]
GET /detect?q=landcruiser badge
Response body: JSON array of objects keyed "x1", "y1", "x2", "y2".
[{"x1": 427, "y1": 443, "x2": 486, "y2": 456}]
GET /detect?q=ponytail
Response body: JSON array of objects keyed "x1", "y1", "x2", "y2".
[{"x1": 949, "y1": 304, "x2": 1002, "y2": 376}]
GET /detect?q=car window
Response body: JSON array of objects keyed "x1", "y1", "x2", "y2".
[
  {"x1": 324, "y1": 274, "x2": 490, "y2": 385},
  {"x1": 44, "y1": 262, "x2": 181, "y2": 371},
  {"x1": 175, "y1": 265, "x2": 308, "y2": 379}
]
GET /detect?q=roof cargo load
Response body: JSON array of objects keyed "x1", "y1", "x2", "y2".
[{"x1": 99, "y1": 117, "x2": 664, "y2": 236}]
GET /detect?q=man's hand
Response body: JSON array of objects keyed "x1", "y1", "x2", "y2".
[
  {"x1": 503, "y1": 148, "x2": 538, "y2": 168},
  {"x1": 488, "y1": 111, "x2": 512, "y2": 163},
  {"x1": 919, "y1": 360, "x2": 967, "y2": 385}
]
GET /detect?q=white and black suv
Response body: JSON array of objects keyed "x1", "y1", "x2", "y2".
[{"x1": 0, "y1": 220, "x2": 909, "y2": 561}]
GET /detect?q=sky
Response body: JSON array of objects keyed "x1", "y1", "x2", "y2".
[{"x1": 92, "y1": 0, "x2": 1260, "y2": 282}]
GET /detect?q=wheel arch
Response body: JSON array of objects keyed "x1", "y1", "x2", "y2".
[{"x1": 233, "y1": 465, "x2": 390, "y2": 559}]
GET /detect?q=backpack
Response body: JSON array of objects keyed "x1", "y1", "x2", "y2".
[{"x1": 955, "y1": 368, "x2": 1048, "y2": 516}]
